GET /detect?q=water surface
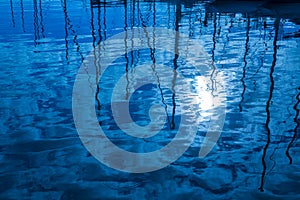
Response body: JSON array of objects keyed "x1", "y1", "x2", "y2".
[{"x1": 0, "y1": 0, "x2": 300, "y2": 199}]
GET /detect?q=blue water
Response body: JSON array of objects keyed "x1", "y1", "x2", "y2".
[{"x1": 1, "y1": 0, "x2": 300, "y2": 199}]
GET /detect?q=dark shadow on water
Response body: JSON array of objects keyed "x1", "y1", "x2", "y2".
[
  {"x1": 207, "y1": 0, "x2": 300, "y2": 25},
  {"x1": 91, "y1": 0, "x2": 125, "y2": 8},
  {"x1": 156, "y1": 0, "x2": 203, "y2": 8},
  {"x1": 92, "y1": 0, "x2": 202, "y2": 8}
]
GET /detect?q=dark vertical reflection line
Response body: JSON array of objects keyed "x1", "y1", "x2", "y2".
[
  {"x1": 104, "y1": 0, "x2": 107, "y2": 40},
  {"x1": 33, "y1": 0, "x2": 40, "y2": 47},
  {"x1": 96, "y1": 2, "x2": 102, "y2": 113},
  {"x1": 268, "y1": 146, "x2": 278, "y2": 174},
  {"x1": 221, "y1": 18, "x2": 233, "y2": 69},
  {"x1": 199, "y1": 8, "x2": 203, "y2": 35},
  {"x1": 10, "y1": 0, "x2": 15, "y2": 27},
  {"x1": 188, "y1": 10, "x2": 193, "y2": 37},
  {"x1": 61, "y1": 0, "x2": 85, "y2": 66},
  {"x1": 63, "y1": 0, "x2": 93, "y2": 90},
  {"x1": 286, "y1": 88, "x2": 300, "y2": 164},
  {"x1": 132, "y1": 0, "x2": 140, "y2": 70},
  {"x1": 63, "y1": 0, "x2": 92, "y2": 91},
  {"x1": 259, "y1": 17, "x2": 280, "y2": 192},
  {"x1": 239, "y1": 17, "x2": 251, "y2": 112},
  {"x1": 150, "y1": 1, "x2": 169, "y2": 126},
  {"x1": 217, "y1": 14, "x2": 221, "y2": 37},
  {"x1": 130, "y1": 0, "x2": 134, "y2": 68},
  {"x1": 124, "y1": 0, "x2": 128, "y2": 69},
  {"x1": 213, "y1": 14, "x2": 221, "y2": 89},
  {"x1": 124, "y1": 0, "x2": 130, "y2": 100},
  {"x1": 132, "y1": 0, "x2": 135, "y2": 27},
  {"x1": 39, "y1": 0, "x2": 45, "y2": 38},
  {"x1": 249, "y1": 18, "x2": 272, "y2": 81},
  {"x1": 90, "y1": 1, "x2": 96, "y2": 48},
  {"x1": 210, "y1": 13, "x2": 217, "y2": 96},
  {"x1": 97, "y1": 1, "x2": 101, "y2": 41},
  {"x1": 211, "y1": 13, "x2": 217, "y2": 61},
  {"x1": 136, "y1": 0, "x2": 141, "y2": 70},
  {"x1": 137, "y1": 0, "x2": 140, "y2": 26},
  {"x1": 63, "y1": 0, "x2": 69, "y2": 64},
  {"x1": 90, "y1": 0, "x2": 100, "y2": 111},
  {"x1": 203, "y1": 12, "x2": 208, "y2": 27},
  {"x1": 248, "y1": 21, "x2": 268, "y2": 80},
  {"x1": 131, "y1": 0, "x2": 137, "y2": 69},
  {"x1": 170, "y1": 2, "x2": 181, "y2": 130},
  {"x1": 20, "y1": 0, "x2": 25, "y2": 32},
  {"x1": 138, "y1": 1, "x2": 170, "y2": 125}
]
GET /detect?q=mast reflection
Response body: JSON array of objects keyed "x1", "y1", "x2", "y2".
[{"x1": 259, "y1": 17, "x2": 280, "y2": 192}]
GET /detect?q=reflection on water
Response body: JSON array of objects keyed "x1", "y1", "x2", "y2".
[
  {"x1": 286, "y1": 89, "x2": 300, "y2": 164},
  {"x1": 1, "y1": 0, "x2": 300, "y2": 199},
  {"x1": 259, "y1": 17, "x2": 279, "y2": 192},
  {"x1": 9, "y1": 0, "x2": 15, "y2": 27}
]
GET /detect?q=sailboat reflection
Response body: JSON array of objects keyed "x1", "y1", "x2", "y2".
[
  {"x1": 88, "y1": 0, "x2": 225, "y2": 143},
  {"x1": 86, "y1": 0, "x2": 297, "y2": 192},
  {"x1": 206, "y1": 0, "x2": 300, "y2": 192}
]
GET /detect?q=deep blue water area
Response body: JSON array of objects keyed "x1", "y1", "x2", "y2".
[{"x1": 1, "y1": 0, "x2": 300, "y2": 199}]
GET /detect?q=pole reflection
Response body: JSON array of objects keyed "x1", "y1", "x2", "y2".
[
  {"x1": 20, "y1": 0, "x2": 25, "y2": 32},
  {"x1": 124, "y1": 0, "x2": 130, "y2": 100},
  {"x1": 33, "y1": 0, "x2": 40, "y2": 47},
  {"x1": 61, "y1": 0, "x2": 84, "y2": 61},
  {"x1": 259, "y1": 17, "x2": 280, "y2": 192},
  {"x1": 74, "y1": 0, "x2": 299, "y2": 193},
  {"x1": 210, "y1": 13, "x2": 217, "y2": 96},
  {"x1": 39, "y1": 0, "x2": 45, "y2": 38},
  {"x1": 239, "y1": 17, "x2": 250, "y2": 112},
  {"x1": 10, "y1": 0, "x2": 15, "y2": 27},
  {"x1": 285, "y1": 88, "x2": 300, "y2": 164},
  {"x1": 63, "y1": 0, "x2": 69, "y2": 64},
  {"x1": 90, "y1": 0, "x2": 101, "y2": 111}
]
